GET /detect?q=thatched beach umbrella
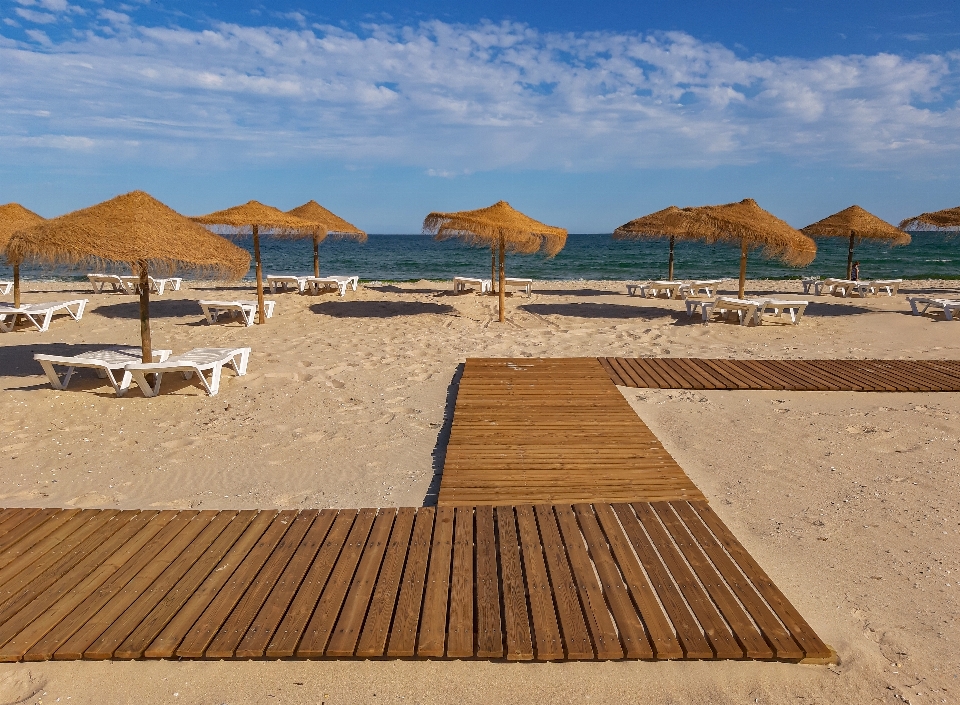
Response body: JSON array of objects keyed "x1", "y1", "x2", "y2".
[
  {"x1": 802, "y1": 205, "x2": 910, "y2": 279},
  {"x1": 899, "y1": 206, "x2": 960, "y2": 230},
  {"x1": 7, "y1": 190, "x2": 249, "y2": 362},
  {"x1": 0, "y1": 203, "x2": 45, "y2": 307},
  {"x1": 424, "y1": 200, "x2": 567, "y2": 322},
  {"x1": 614, "y1": 198, "x2": 816, "y2": 298},
  {"x1": 285, "y1": 200, "x2": 366, "y2": 277},
  {"x1": 192, "y1": 201, "x2": 313, "y2": 324}
]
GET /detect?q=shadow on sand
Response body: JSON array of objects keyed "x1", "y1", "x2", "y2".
[
  {"x1": 311, "y1": 301, "x2": 455, "y2": 318},
  {"x1": 423, "y1": 363, "x2": 462, "y2": 507},
  {"x1": 521, "y1": 302, "x2": 686, "y2": 322}
]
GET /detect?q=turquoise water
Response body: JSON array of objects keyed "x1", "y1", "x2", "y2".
[{"x1": 3, "y1": 233, "x2": 957, "y2": 282}]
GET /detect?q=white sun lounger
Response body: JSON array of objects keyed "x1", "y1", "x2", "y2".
[
  {"x1": 117, "y1": 275, "x2": 183, "y2": 295},
  {"x1": 87, "y1": 274, "x2": 128, "y2": 293},
  {"x1": 707, "y1": 297, "x2": 761, "y2": 325},
  {"x1": 907, "y1": 297, "x2": 960, "y2": 321},
  {"x1": 683, "y1": 279, "x2": 727, "y2": 297},
  {"x1": 801, "y1": 277, "x2": 822, "y2": 294},
  {"x1": 815, "y1": 278, "x2": 857, "y2": 296},
  {"x1": 35, "y1": 347, "x2": 172, "y2": 395},
  {"x1": 626, "y1": 280, "x2": 686, "y2": 298},
  {"x1": 0, "y1": 299, "x2": 88, "y2": 333},
  {"x1": 453, "y1": 277, "x2": 491, "y2": 294},
  {"x1": 854, "y1": 279, "x2": 903, "y2": 296},
  {"x1": 304, "y1": 276, "x2": 358, "y2": 297},
  {"x1": 267, "y1": 275, "x2": 309, "y2": 293},
  {"x1": 198, "y1": 300, "x2": 275, "y2": 326},
  {"x1": 125, "y1": 347, "x2": 251, "y2": 397},
  {"x1": 757, "y1": 299, "x2": 809, "y2": 325},
  {"x1": 0, "y1": 282, "x2": 11, "y2": 295},
  {"x1": 503, "y1": 277, "x2": 533, "y2": 295}
]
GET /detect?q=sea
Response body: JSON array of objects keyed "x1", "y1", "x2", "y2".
[{"x1": 3, "y1": 232, "x2": 957, "y2": 282}]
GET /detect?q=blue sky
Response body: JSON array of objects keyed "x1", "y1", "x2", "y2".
[{"x1": 1, "y1": 0, "x2": 959, "y2": 232}]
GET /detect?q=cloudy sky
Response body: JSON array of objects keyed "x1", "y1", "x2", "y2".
[{"x1": 1, "y1": 0, "x2": 958, "y2": 231}]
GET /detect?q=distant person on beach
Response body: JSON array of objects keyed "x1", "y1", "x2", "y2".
[{"x1": 851, "y1": 261, "x2": 860, "y2": 280}]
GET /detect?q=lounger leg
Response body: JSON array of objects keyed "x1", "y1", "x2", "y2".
[
  {"x1": 131, "y1": 369, "x2": 164, "y2": 397},
  {"x1": 232, "y1": 349, "x2": 250, "y2": 375},
  {"x1": 0, "y1": 314, "x2": 14, "y2": 333},
  {"x1": 38, "y1": 360, "x2": 72, "y2": 389},
  {"x1": 206, "y1": 364, "x2": 222, "y2": 395},
  {"x1": 946, "y1": 308, "x2": 954, "y2": 322}
]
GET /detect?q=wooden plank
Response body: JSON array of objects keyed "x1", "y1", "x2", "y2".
[
  {"x1": 592, "y1": 504, "x2": 682, "y2": 659},
  {"x1": 473, "y1": 505, "x2": 504, "y2": 659},
  {"x1": 515, "y1": 505, "x2": 563, "y2": 660},
  {"x1": 496, "y1": 506, "x2": 533, "y2": 661},
  {"x1": 572, "y1": 504, "x2": 651, "y2": 658},
  {"x1": 598, "y1": 357, "x2": 628, "y2": 386},
  {"x1": 446, "y1": 506, "x2": 474, "y2": 658},
  {"x1": 0, "y1": 511, "x2": 156, "y2": 662},
  {"x1": 85, "y1": 510, "x2": 238, "y2": 660},
  {"x1": 553, "y1": 505, "x2": 622, "y2": 659},
  {"x1": 416, "y1": 505, "x2": 454, "y2": 657},
  {"x1": 632, "y1": 503, "x2": 742, "y2": 658},
  {"x1": 260, "y1": 509, "x2": 354, "y2": 658},
  {"x1": 355, "y1": 507, "x2": 416, "y2": 658},
  {"x1": 611, "y1": 503, "x2": 712, "y2": 658},
  {"x1": 325, "y1": 509, "x2": 396, "y2": 657},
  {"x1": 533, "y1": 505, "x2": 593, "y2": 660},
  {"x1": 670, "y1": 502, "x2": 803, "y2": 659},
  {"x1": 0, "y1": 508, "x2": 40, "y2": 539},
  {"x1": 205, "y1": 509, "x2": 318, "y2": 659},
  {"x1": 651, "y1": 502, "x2": 773, "y2": 658},
  {"x1": 0, "y1": 509, "x2": 84, "y2": 579},
  {"x1": 386, "y1": 507, "x2": 435, "y2": 657},
  {"x1": 144, "y1": 510, "x2": 276, "y2": 658},
  {"x1": 690, "y1": 502, "x2": 832, "y2": 659}
]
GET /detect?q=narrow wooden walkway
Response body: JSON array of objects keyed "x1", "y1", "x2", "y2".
[
  {"x1": 601, "y1": 357, "x2": 960, "y2": 392},
  {"x1": 0, "y1": 504, "x2": 832, "y2": 663},
  {"x1": 438, "y1": 358, "x2": 704, "y2": 506}
]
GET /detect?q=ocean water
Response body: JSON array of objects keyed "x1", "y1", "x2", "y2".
[{"x1": 3, "y1": 232, "x2": 957, "y2": 282}]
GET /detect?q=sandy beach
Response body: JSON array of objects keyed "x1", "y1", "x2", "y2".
[{"x1": 0, "y1": 277, "x2": 958, "y2": 704}]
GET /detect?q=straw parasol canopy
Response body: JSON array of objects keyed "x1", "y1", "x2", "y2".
[
  {"x1": 802, "y1": 205, "x2": 909, "y2": 279},
  {"x1": 0, "y1": 203, "x2": 45, "y2": 307},
  {"x1": 7, "y1": 190, "x2": 249, "y2": 362},
  {"x1": 423, "y1": 200, "x2": 567, "y2": 322},
  {"x1": 614, "y1": 198, "x2": 816, "y2": 298},
  {"x1": 286, "y1": 200, "x2": 366, "y2": 277},
  {"x1": 899, "y1": 206, "x2": 960, "y2": 231},
  {"x1": 192, "y1": 201, "x2": 314, "y2": 324}
]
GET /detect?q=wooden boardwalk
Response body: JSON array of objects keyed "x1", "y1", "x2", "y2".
[
  {"x1": 600, "y1": 357, "x2": 960, "y2": 392},
  {"x1": 437, "y1": 358, "x2": 704, "y2": 506},
  {"x1": 0, "y1": 504, "x2": 832, "y2": 663}
]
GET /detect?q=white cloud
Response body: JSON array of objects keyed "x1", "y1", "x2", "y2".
[
  {"x1": 14, "y1": 8, "x2": 57, "y2": 23},
  {"x1": 0, "y1": 18, "x2": 958, "y2": 173}
]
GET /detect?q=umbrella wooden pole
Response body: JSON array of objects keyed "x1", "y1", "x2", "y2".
[
  {"x1": 668, "y1": 235, "x2": 675, "y2": 281},
  {"x1": 313, "y1": 235, "x2": 320, "y2": 278},
  {"x1": 137, "y1": 261, "x2": 152, "y2": 363},
  {"x1": 846, "y1": 231, "x2": 855, "y2": 279},
  {"x1": 490, "y1": 246, "x2": 497, "y2": 294},
  {"x1": 252, "y1": 225, "x2": 266, "y2": 324},
  {"x1": 498, "y1": 235, "x2": 505, "y2": 322},
  {"x1": 12, "y1": 264, "x2": 20, "y2": 308},
  {"x1": 738, "y1": 241, "x2": 748, "y2": 298}
]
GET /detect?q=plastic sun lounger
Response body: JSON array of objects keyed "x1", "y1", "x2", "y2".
[
  {"x1": 149, "y1": 277, "x2": 182, "y2": 294},
  {"x1": 815, "y1": 278, "x2": 857, "y2": 297},
  {"x1": 35, "y1": 347, "x2": 172, "y2": 396},
  {"x1": 87, "y1": 274, "x2": 127, "y2": 293},
  {"x1": 684, "y1": 279, "x2": 727, "y2": 297},
  {"x1": 801, "y1": 277, "x2": 822, "y2": 294},
  {"x1": 503, "y1": 277, "x2": 533, "y2": 295},
  {"x1": 854, "y1": 279, "x2": 903, "y2": 296},
  {"x1": 266, "y1": 275, "x2": 309, "y2": 293},
  {"x1": 0, "y1": 299, "x2": 88, "y2": 333},
  {"x1": 125, "y1": 347, "x2": 251, "y2": 397},
  {"x1": 907, "y1": 296, "x2": 960, "y2": 321},
  {"x1": 626, "y1": 281, "x2": 685, "y2": 298},
  {"x1": 0, "y1": 282, "x2": 11, "y2": 295},
  {"x1": 453, "y1": 277, "x2": 491, "y2": 294},
  {"x1": 757, "y1": 299, "x2": 809, "y2": 325},
  {"x1": 304, "y1": 276, "x2": 359, "y2": 297},
  {"x1": 707, "y1": 297, "x2": 761, "y2": 325},
  {"x1": 198, "y1": 300, "x2": 275, "y2": 326}
]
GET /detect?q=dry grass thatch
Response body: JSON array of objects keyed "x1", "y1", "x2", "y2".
[
  {"x1": 7, "y1": 190, "x2": 250, "y2": 278},
  {"x1": 191, "y1": 200, "x2": 315, "y2": 236},
  {"x1": 424, "y1": 200, "x2": 567, "y2": 257},
  {"x1": 0, "y1": 203, "x2": 44, "y2": 254},
  {"x1": 899, "y1": 206, "x2": 960, "y2": 230},
  {"x1": 285, "y1": 201, "x2": 367, "y2": 243},
  {"x1": 802, "y1": 205, "x2": 910, "y2": 245},
  {"x1": 613, "y1": 198, "x2": 816, "y2": 266}
]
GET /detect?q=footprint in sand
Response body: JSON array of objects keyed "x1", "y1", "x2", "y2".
[
  {"x1": 0, "y1": 671, "x2": 46, "y2": 704},
  {"x1": 66, "y1": 491, "x2": 114, "y2": 507}
]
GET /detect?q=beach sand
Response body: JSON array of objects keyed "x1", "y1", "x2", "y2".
[{"x1": 0, "y1": 278, "x2": 958, "y2": 704}]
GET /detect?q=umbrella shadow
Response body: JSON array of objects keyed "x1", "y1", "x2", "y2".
[
  {"x1": 534, "y1": 287, "x2": 620, "y2": 297},
  {"x1": 424, "y1": 363, "x2": 463, "y2": 507},
  {"x1": 311, "y1": 301, "x2": 455, "y2": 318},
  {"x1": 366, "y1": 284, "x2": 444, "y2": 295},
  {"x1": 521, "y1": 302, "x2": 686, "y2": 322},
  {"x1": 92, "y1": 299, "x2": 201, "y2": 320},
  {"x1": 802, "y1": 302, "x2": 872, "y2": 317}
]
